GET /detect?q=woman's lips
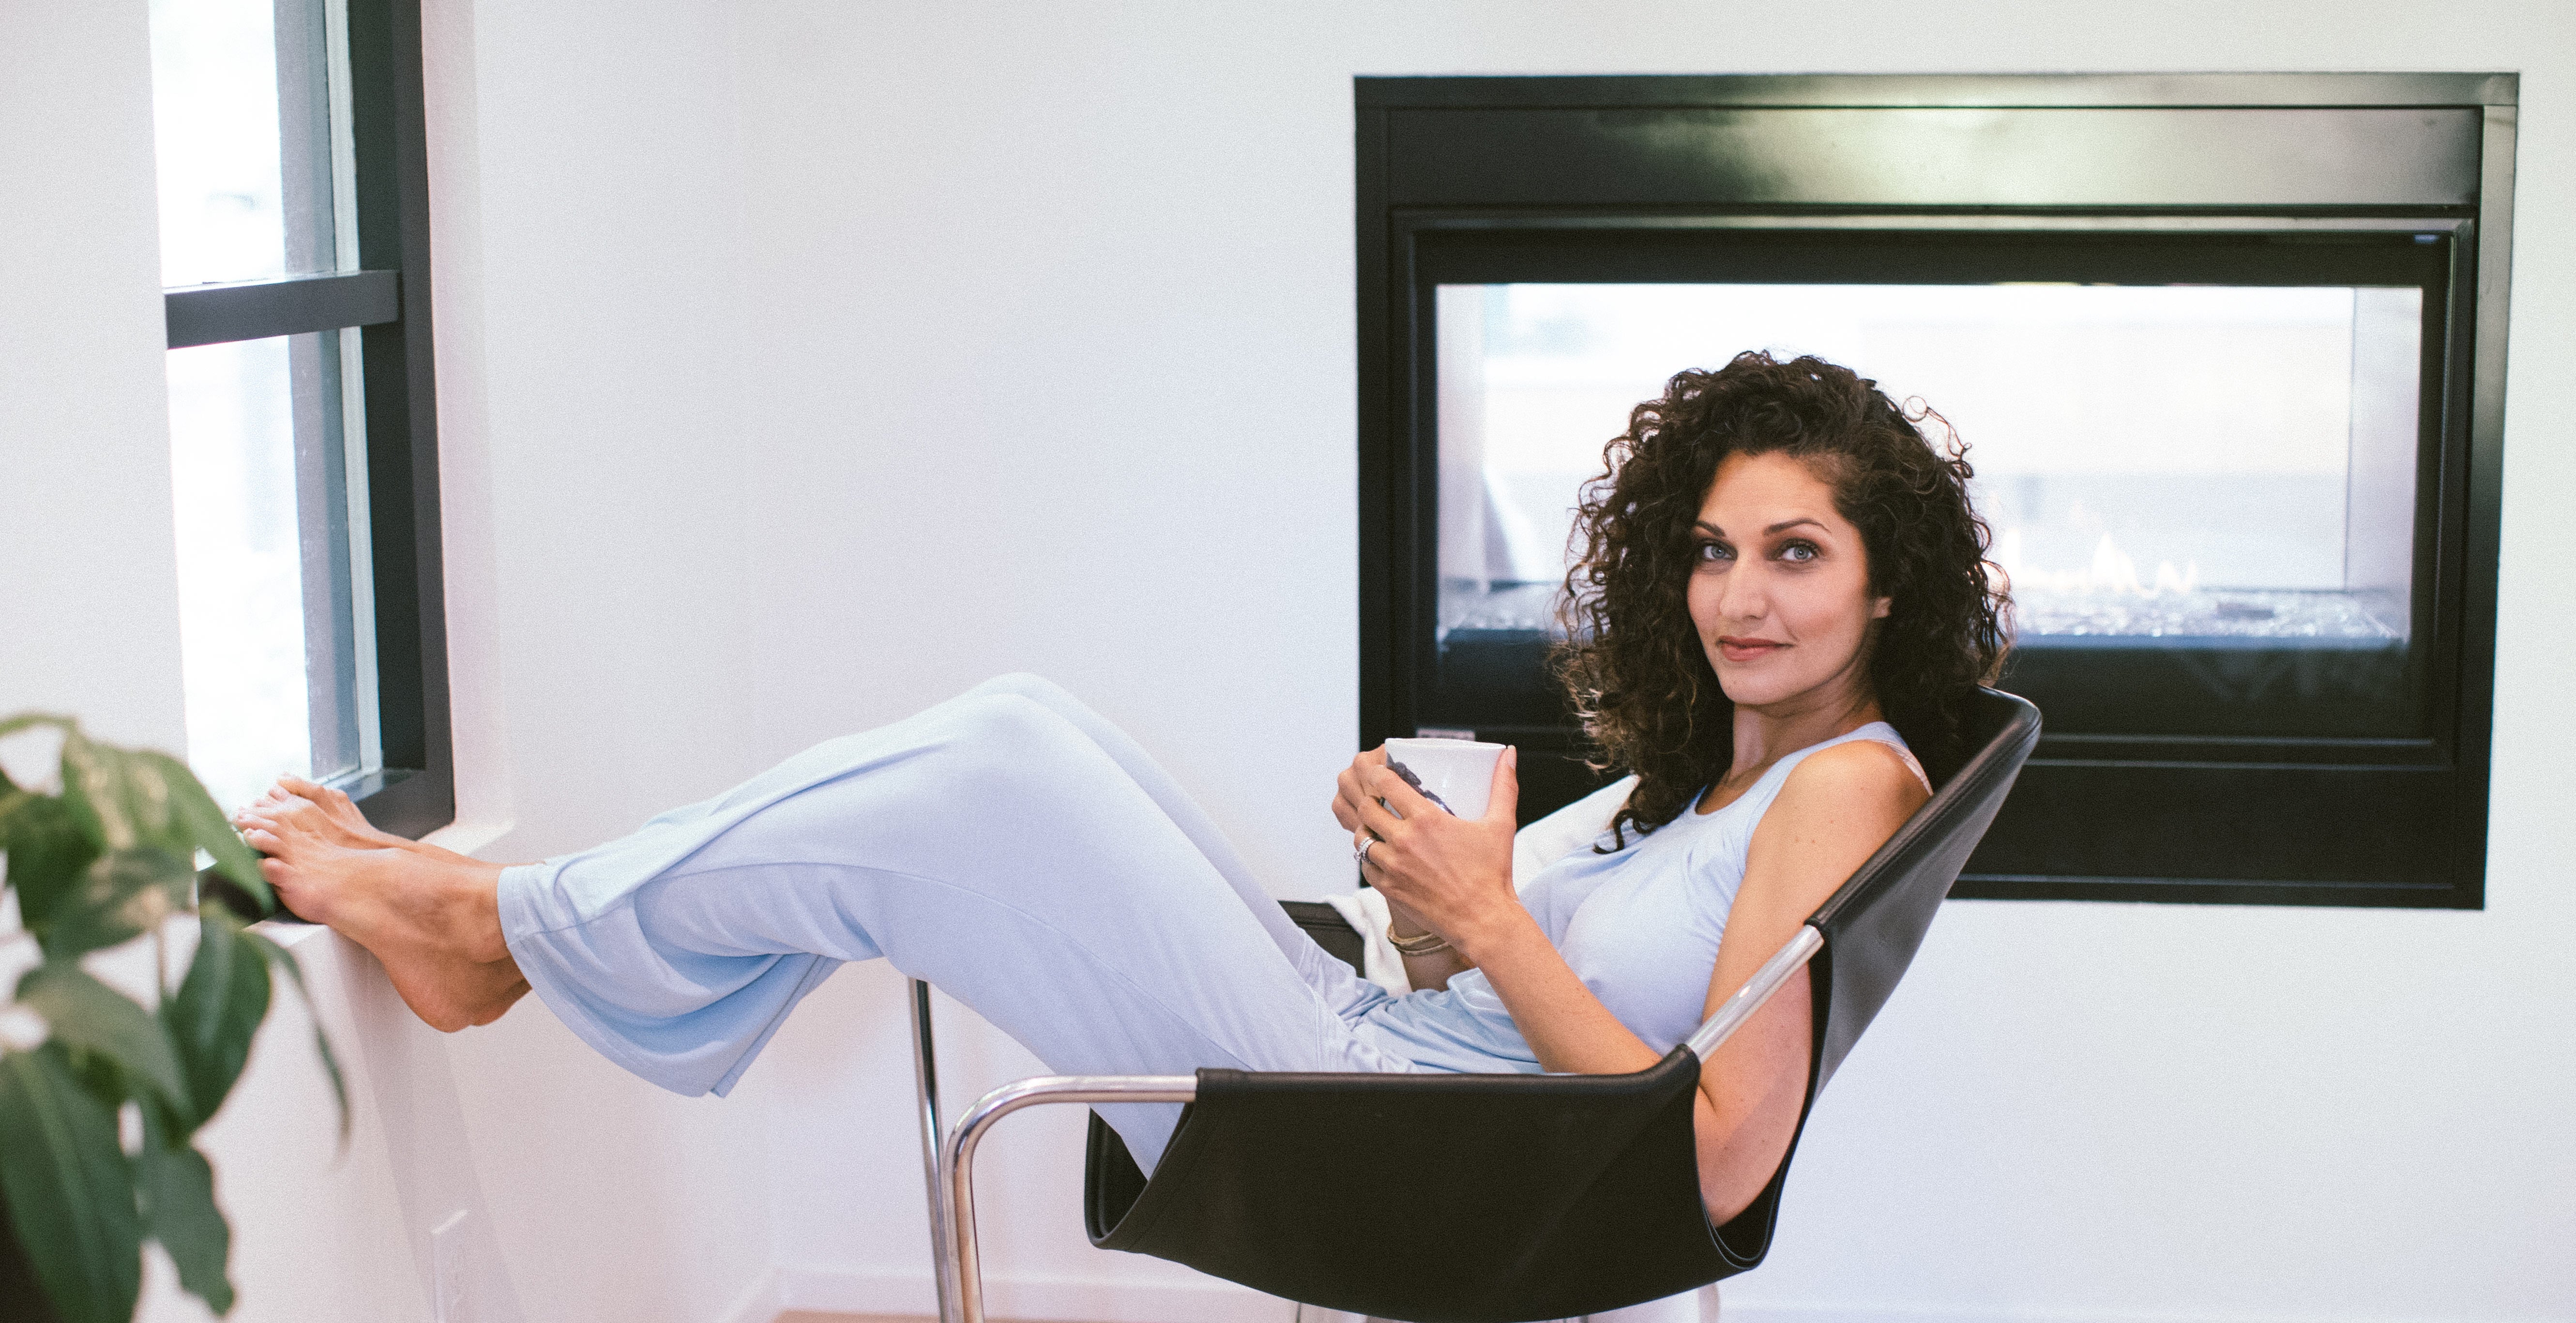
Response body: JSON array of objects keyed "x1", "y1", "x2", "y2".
[{"x1": 1716, "y1": 637, "x2": 1788, "y2": 664}]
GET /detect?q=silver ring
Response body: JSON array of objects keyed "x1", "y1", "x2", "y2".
[{"x1": 1354, "y1": 836, "x2": 1377, "y2": 867}]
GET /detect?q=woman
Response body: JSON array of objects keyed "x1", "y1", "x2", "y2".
[{"x1": 239, "y1": 350, "x2": 2007, "y2": 1224}]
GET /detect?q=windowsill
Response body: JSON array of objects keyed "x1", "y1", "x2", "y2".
[
  {"x1": 424, "y1": 817, "x2": 515, "y2": 859},
  {"x1": 250, "y1": 915, "x2": 335, "y2": 944},
  {"x1": 243, "y1": 819, "x2": 514, "y2": 943}
]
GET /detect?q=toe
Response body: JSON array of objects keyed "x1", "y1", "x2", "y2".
[{"x1": 282, "y1": 776, "x2": 350, "y2": 815}]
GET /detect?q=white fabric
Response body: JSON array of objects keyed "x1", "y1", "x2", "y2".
[
  {"x1": 1325, "y1": 774, "x2": 1639, "y2": 994},
  {"x1": 497, "y1": 674, "x2": 1420, "y2": 1171}
]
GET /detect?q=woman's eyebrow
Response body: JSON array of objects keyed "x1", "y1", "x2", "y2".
[{"x1": 1695, "y1": 517, "x2": 1828, "y2": 536}]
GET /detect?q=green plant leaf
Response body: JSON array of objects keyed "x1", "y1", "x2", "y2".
[
  {"x1": 39, "y1": 848, "x2": 191, "y2": 962},
  {"x1": 56, "y1": 730, "x2": 170, "y2": 855},
  {"x1": 237, "y1": 928, "x2": 348, "y2": 1144},
  {"x1": 0, "y1": 1166, "x2": 56, "y2": 1323},
  {"x1": 8, "y1": 716, "x2": 269, "y2": 918},
  {"x1": 55, "y1": 734, "x2": 266, "y2": 898},
  {"x1": 135, "y1": 1112, "x2": 234, "y2": 1316},
  {"x1": 0, "y1": 1046, "x2": 144, "y2": 1323},
  {"x1": 136, "y1": 751, "x2": 268, "y2": 912},
  {"x1": 0, "y1": 713, "x2": 73, "y2": 742},
  {"x1": 160, "y1": 911, "x2": 272, "y2": 1137},
  {"x1": 13, "y1": 963, "x2": 189, "y2": 1118},
  {"x1": 0, "y1": 790, "x2": 101, "y2": 932}
]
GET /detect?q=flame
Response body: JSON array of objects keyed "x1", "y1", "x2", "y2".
[{"x1": 1994, "y1": 528, "x2": 2198, "y2": 598}]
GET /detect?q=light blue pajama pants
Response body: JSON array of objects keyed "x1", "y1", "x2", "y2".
[{"x1": 497, "y1": 674, "x2": 1417, "y2": 1170}]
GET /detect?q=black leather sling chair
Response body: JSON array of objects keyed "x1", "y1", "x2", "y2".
[{"x1": 903, "y1": 688, "x2": 2040, "y2": 1323}]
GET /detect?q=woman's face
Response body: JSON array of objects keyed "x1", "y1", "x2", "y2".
[{"x1": 1685, "y1": 449, "x2": 1890, "y2": 712}]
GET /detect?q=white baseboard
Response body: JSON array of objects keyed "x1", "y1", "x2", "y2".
[
  {"x1": 715, "y1": 1266, "x2": 787, "y2": 1323},
  {"x1": 1714, "y1": 1302, "x2": 2521, "y2": 1323},
  {"x1": 725, "y1": 1270, "x2": 2516, "y2": 1323},
  {"x1": 765, "y1": 1263, "x2": 1292, "y2": 1323}
]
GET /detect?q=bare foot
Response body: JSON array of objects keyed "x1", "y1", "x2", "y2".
[
  {"x1": 235, "y1": 776, "x2": 416, "y2": 853},
  {"x1": 241, "y1": 801, "x2": 528, "y2": 1033}
]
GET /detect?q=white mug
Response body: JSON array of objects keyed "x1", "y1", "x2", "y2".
[{"x1": 1382, "y1": 738, "x2": 1508, "y2": 821}]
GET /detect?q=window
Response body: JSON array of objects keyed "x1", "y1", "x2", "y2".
[
  {"x1": 150, "y1": 0, "x2": 450, "y2": 836},
  {"x1": 1358, "y1": 75, "x2": 2517, "y2": 907}
]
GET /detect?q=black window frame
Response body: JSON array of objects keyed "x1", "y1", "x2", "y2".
[
  {"x1": 162, "y1": 0, "x2": 452, "y2": 840},
  {"x1": 1355, "y1": 73, "x2": 2516, "y2": 909}
]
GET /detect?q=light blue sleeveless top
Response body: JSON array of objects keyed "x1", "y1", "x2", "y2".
[{"x1": 1352, "y1": 722, "x2": 1918, "y2": 1073}]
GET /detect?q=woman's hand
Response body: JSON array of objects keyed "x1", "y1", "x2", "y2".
[
  {"x1": 1334, "y1": 746, "x2": 1521, "y2": 956},
  {"x1": 1328, "y1": 745, "x2": 1393, "y2": 837}
]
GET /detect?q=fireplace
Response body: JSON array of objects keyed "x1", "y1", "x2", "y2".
[{"x1": 1357, "y1": 75, "x2": 2517, "y2": 906}]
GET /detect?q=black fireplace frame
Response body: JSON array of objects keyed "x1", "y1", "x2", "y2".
[{"x1": 1354, "y1": 73, "x2": 2517, "y2": 909}]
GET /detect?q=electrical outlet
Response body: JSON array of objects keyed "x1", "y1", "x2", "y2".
[{"x1": 430, "y1": 1210, "x2": 471, "y2": 1323}]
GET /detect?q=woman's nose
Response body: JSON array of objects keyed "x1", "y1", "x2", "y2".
[{"x1": 1716, "y1": 562, "x2": 1768, "y2": 622}]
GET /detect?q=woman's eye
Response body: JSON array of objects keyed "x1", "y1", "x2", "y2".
[
  {"x1": 1694, "y1": 541, "x2": 1733, "y2": 563},
  {"x1": 1779, "y1": 541, "x2": 1819, "y2": 564}
]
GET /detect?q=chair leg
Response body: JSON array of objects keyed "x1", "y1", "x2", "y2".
[
  {"x1": 938, "y1": 1074, "x2": 1199, "y2": 1323},
  {"x1": 909, "y1": 979, "x2": 960, "y2": 1323}
]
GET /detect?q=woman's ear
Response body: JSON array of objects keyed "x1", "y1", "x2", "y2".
[{"x1": 1871, "y1": 594, "x2": 1894, "y2": 620}]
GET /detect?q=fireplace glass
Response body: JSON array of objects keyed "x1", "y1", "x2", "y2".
[{"x1": 1430, "y1": 281, "x2": 2426, "y2": 739}]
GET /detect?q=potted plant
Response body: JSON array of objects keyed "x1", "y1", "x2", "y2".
[{"x1": 0, "y1": 715, "x2": 341, "y2": 1323}]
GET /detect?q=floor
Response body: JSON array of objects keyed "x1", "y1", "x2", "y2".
[
  {"x1": 777, "y1": 1314, "x2": 948, "y2": 1323},
  {"x1": 777, "y1": 1315, "x2": 948, "y2": 1323}
]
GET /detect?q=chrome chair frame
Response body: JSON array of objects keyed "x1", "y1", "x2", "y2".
[{"x1": 911, "y1": 925, "x2": 1824, "y2": 1323}]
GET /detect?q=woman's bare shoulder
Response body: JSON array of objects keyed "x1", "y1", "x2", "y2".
[
  {"x1": 1742, "y1": 741, "x2": 1929, "y2": 911},
  {"x1": 1784, "y1": 738, "x2": 1930, "y2": 807}
]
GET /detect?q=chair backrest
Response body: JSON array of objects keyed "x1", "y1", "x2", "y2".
[
  {"x1": 1809, "y1": 689, "x2": 2040, "y2": 1086},
  {"x1": 1085, "y1": 689, "x2": 2041, "y2": 1323}
]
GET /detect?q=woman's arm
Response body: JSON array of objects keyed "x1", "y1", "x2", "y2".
[
  {"x1": 1348, "y1": 740, "x2": 1925, "y2": 1221},
  {"x1": 1677, "y1": 741, "x2": 1926, "y2": 1217},
  {"x1": 1384, "y1": 894, "x2": 1473, "y2": 991}
]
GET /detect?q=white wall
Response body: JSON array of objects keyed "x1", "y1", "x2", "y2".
[
  {"x1": 0, "y1": 3, "x2": 187, "y2": 751},
  {"x1": 423, "y1": 1, "x2": 780, "y2": 1320},
  {"x1": 2, "y1": 4, "x2": 783, "y2": 1323},
  {"x1": 720, "y1": 4, "x2": 2576, "y2": 1321},
  {"x1": 6, "y1": 1, "x2": 2572, "y2": 1321}
]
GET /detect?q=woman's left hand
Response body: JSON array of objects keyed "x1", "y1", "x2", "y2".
[{"x1": 1341, "y1": 746, "x2": 1520, "y2": 952}]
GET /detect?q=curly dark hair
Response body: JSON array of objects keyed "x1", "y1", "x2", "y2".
[{"x1": 1554, "y1": 350, "x2": 2011, "y2": 846}]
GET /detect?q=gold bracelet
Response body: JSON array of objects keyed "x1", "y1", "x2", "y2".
[{"x1": 1386, "y1": 922, "x2": 1451, "y2": 958}]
